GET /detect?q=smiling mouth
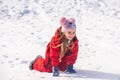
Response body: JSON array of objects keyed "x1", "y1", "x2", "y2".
[{"x1": 68, "y1": 36, "x2": 73, "y2": 39}]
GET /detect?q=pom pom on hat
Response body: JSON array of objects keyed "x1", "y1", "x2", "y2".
[
  {"x1": 60, "y1": 17, "x2": 67, "y2": 26},
  {"x1": 60, "y1": 17, "x2": 76, "y2": 32}
]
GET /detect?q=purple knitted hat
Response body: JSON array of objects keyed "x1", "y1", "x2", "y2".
[{"x1": 60, "y1": 17, "x2": 76, "y2": 32}]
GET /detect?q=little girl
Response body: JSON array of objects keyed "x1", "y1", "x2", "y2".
[{"x1": 29, "y1": 17, "x2": 79, "y2": 76}]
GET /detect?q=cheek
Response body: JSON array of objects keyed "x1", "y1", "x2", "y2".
[
  {"x1": 66, "y1": 33, "x2": 71, "y2": 37},
  {"x1": 64, "y1": 33, "x2": 69, "y2": 38},
  {"x1": 72, "y1": 34, "x2": 76, "y2": 37}
]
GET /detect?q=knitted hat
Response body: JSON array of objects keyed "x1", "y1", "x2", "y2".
[{"x1": 60, "y1": 17, "x2": 76, "y2": 32}]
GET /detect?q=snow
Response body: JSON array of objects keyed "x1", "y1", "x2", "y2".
[{"x1": 0, "y1": 0, "x2": 120, "y2": 80}]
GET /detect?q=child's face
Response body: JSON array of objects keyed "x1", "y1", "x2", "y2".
[{"x1": 63, "y1": 30, "x2": 76, "y2": 40}]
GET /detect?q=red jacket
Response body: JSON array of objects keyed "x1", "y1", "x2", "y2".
[{"x1": 33, "y1": 27, "x2": 79, "y2": 72}]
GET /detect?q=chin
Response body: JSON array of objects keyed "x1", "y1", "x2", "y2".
[{"x1": 67, "y1": 37, "x2": 73, "y2": 40}]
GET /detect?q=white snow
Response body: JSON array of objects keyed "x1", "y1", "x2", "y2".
[{"x1": 0, "y1": 0, "x2": 120, "y2": 80}]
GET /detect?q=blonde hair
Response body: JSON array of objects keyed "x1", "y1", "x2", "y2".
[{"x1": 58, "y1": 28, "x2": 74, "y2": 62}]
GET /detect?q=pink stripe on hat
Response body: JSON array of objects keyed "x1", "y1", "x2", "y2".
[{"x1": 60, "y1": 17, "x2": 76, "y2": 32}]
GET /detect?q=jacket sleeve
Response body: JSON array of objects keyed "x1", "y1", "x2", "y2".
[
  {"x1": 49, "y1": 36, "x2": 61, "y2": 67},
  {"x1": 66, "y1": 41, "x2": 79, "y2": 65}
]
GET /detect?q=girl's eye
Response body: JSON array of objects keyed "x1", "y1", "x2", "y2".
[
  {"x1": 73, "y1": 32, "x2": 75, "y2": 34},
  {"x1": 68, "y1": 31, "x2": 75, "y2": 35}
]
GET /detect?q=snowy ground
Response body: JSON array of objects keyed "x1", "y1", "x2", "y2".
[{"x1": 0, "y1": 0, "x2": 120, "y2": 80}]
